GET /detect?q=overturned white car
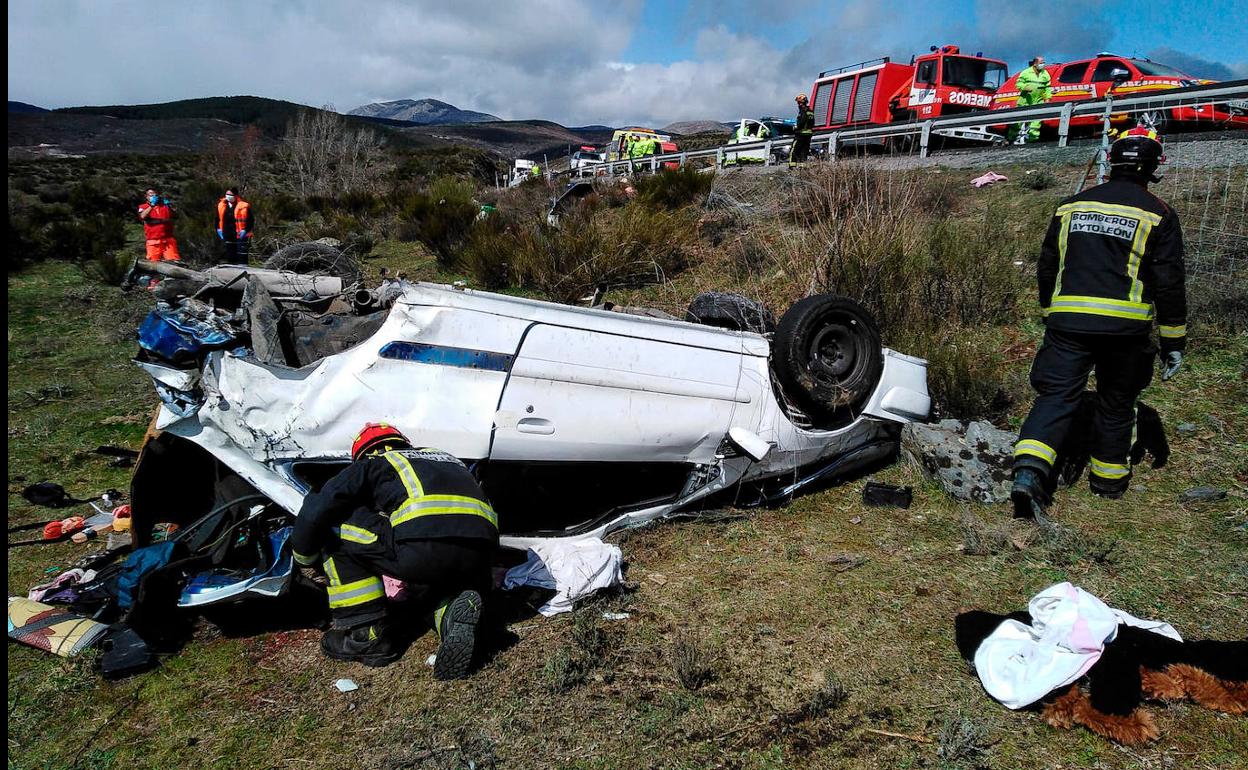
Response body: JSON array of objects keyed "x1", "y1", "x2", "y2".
[{"x1": 128, "y1": 256, "x2": 929, "y2": 559}]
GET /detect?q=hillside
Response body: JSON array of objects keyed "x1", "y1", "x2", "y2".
[
  {"x1": 8, "y1": 101, "x2": 48, "y2": 113},
  {"x1": 348, "y1": 98, "x2": 499, "y2": 124},
  {"x1": 397, "y1": 119, "x2": 615, "y2": 160},
  {"x1": 7, "y1": 112, "x2": 278, "y2": 159},
  {"x1": 662, "y1": 120, "x2": 732, "y2": 135}
]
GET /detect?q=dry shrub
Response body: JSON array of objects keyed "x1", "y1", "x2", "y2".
[
  {"x1": 395, "y1": 176, "x2": 478, "y2": 266},
  {"x1": 742, "y1": 163, "x2": 1033, "y2": 419},
  {"x1": 458, "y1": 203, "x2": 696, "y2": 304},
  {"x1": 669, "y1": 631, "x2": 715, "y2": 691},
  {"x1": 633, "y1": 166, "x2": 715, "y2": 209}
]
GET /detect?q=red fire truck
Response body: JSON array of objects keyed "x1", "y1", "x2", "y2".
[{"x1": 809, "y1": 45, "x2": 1008, "y2": 146}]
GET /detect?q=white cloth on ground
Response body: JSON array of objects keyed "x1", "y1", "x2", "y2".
[
  {"x1": 974, "y1": 581, "x2": 1181, "y2": 709},
  {"x1": 502, "y1": 538, "x2": 623, "y2": 616}
]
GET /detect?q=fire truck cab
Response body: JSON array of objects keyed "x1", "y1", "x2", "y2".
[{"x1": 809, "y1": 45, "x2": 1007, "y2": 146}]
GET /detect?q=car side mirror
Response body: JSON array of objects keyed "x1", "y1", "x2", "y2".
[{"x1": 1110, "y1": 68, "x2": 1130, "y2": 83}]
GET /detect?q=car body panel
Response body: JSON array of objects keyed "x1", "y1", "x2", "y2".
[{"x1": 139, "y1": 282, "x2": 929, "y2": 553}]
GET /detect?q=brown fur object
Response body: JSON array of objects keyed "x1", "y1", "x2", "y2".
[
  {"x1": 1043, "y1": 686, "x2": 1160, "y2": 744},
  {"x1": 956, "y1": 610, "x2": 1248, "y2": 746}
]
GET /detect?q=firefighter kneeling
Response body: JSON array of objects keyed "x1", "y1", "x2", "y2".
[
  {"x1": 1012, "y1": 126, "x2": 1187, "y2": 518},
  {"x1": 292, "y1": 423, "x2": 498, "y2": 677}
]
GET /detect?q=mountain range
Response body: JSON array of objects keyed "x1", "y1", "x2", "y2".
[{"x1": 348, "y1": 98, "x2": 499, "y2": 124}]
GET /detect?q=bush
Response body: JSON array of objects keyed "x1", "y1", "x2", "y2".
[
  {"x1": 633, "y1": 166, "x2": 714, "y2": 209},
  {"x1": 396, "y1": 176, "x2": 478, "y2": 266},
  {"x1": 1019, "y1": 170, "x2": 1057, "y2": 190},
  {"x1": 458, "y1": 203, "x2": 696, "y2": 304},
  {"x1": 86, "y1": 250, "x2": 133, "y2": 286},
  {"x1": 669, "y1": 631, "x2": 715, "y2": 691},
  {"x1": 747, "y1": 164, "x2": 1036, "y2": 419}
]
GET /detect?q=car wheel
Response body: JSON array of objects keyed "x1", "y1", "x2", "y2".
[
  {"x1": 771, "y1": 294, "x2": 882, "y2": 423},
  {"x1": 1140, "y1": 109, "x2": 1171, "y2": 133},
  {"x1": 263, "y1": 241, "x2": 363, "y2": 287},
  {"x1": 685, "y1": 291, "x2": 777, "y2": 335}
]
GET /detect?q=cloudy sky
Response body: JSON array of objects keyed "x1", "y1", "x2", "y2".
[{"x1": 8, "y1": 0, "x2": 1246, "y2": 127}]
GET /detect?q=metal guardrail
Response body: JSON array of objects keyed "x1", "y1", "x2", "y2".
[{"x1": 563, "y1": 79, "x2": 1248, "y2": 178}]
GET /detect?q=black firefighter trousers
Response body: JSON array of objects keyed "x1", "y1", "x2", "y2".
[
  {"x1": 1014, "y1": 328, "x2": 1155, "y2": 493},
  {"x1": 322, "y1": 507, "x2": 493, "y2": 630}
]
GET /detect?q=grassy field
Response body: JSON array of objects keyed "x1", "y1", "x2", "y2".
[{"x1": 8, "y1": 163, "x2": 1248, "y2": 769}]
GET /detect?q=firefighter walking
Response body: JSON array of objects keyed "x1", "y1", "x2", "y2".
[
  {"x1": 216, "y1": 188, "x2": 254, "y2": 264},
  {"x1": 1011, "y1": 56, "x2": 1052, "y2": 144},
  {"x1": 1012, "y1": 127, "x2": 1186, "y2": 518},
  {"x1": 789, "y1": 94, "x2": 815, "y2": 166},
  {"x1": 292, "y1": 423, "x2": 498, "y2": 677},
  {"x1": 137, "y1": 187, "x2": 180, "y2": 262}
]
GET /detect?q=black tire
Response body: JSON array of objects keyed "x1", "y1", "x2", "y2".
[
  {"x1": 771, "y1": 295, "x2": 882, "y2": 423},
  {"x1": 263, "y1": 242, "x2": 362, "y2": 287},
  {"x1": 685, "y1": 291, "x2": 777, "y2": 335}
]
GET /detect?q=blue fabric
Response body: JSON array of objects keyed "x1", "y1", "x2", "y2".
[
  {"x1": 116, "y1": 541, "x2": 179, "y2": 612},
  {"x1": 137, "y1": 308, "x2": 236, "y2": 362}
]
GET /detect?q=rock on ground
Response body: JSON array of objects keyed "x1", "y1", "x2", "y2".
[{"x1": 902, "y1": 419, "x2": 1015, "y2": 504}]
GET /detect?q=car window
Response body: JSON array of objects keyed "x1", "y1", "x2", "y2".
[
  {"x1": 1058, "y1": 62, "x2": 1090, "y2": 83},
  {"x1": 1091, "y1": 59, "x2": 1132, "y2": 82},
  {"x1": 1133, "y1": 60, "x2": 1193, "y2": 78}
]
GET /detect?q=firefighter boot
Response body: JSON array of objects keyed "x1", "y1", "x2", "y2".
[
  {"x1": 321, "y1": 621, "x2": 400, "y2": 667},
  {"x1": 432, "y1": 590, "x2": 483, "y2": 681},
  {"x1": 1088, "y1": 473, "x2": 1129, "y2": 500},
  {"x1": 1011, "y1": 467, "x2": 1050, "y2": 519}
]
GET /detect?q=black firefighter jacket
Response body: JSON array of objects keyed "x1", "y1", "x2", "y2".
[
  {"x1": 1038, "y1": 178, "x2": 1187, "y2": 353},
  {"x1": 291, "y1": 448, "x2": 498, "y2": 565}
]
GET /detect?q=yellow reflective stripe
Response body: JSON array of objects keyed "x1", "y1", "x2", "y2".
[
  {"x1": 1159, "y1": 324, "x2": 1186, "y2": 338},
  {"x1": 1127, "y1": 218, "x2": 1154, "y2": 303},
  {"x1": 434, "y1": 602, "x2": 448, "y2": 638},
  {"x1": 326, "y1": 576, "x2": 385, "y2": 608},
  {"x1": 324, "y1": 557, "x2": 341, "y2": 586},
  {"x1": 391, "y1": 494, "x2": 498, "y2": 528},
  {"x1": 1089, "y1": 458, "x2": 1130, "y2": 479},
  {"x1": 383, "y1": 451, "x2": 424, "y2": 499},
  {"x1": 293, "y1": 551, "x2": 319, "y2": 566},
  {"x1": 1049, "y1": 295, "x2": 1154, "y2": 320},
  {"x1": 1015, "y1": 439, "x2": 1057, "y2": 464},
  {"x1": 339, "y1": 524, "x2": 378, "y2": 545},
  {"x1": 1055, "y1": 202, "x2": 1162, "y2": 226},
  {"x1": 1054, "y1": 211, "x2": 1072, "y2": 300}
]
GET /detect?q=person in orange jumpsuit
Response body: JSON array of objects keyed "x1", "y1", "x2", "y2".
[{"x1": 137, "y1": 188, "x2": 180, "y2": 261}]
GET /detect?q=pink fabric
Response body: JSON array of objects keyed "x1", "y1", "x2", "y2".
[
  {"x1": 382, "y1": 575, "x2": 408, "y2": 600},
  {"x1": 971, "y1": 171, "x2": 1009, "y2": 188}
]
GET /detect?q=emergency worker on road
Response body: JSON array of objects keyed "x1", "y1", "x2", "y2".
[
  {"x1": 1011, "y1": 126, "x2": 1186, "y2": 518},
  {"x1": 789, "y1": 94, "x2": 815, "y2": 166},
  {"x1": 292, "y1": 423, "x2": 498, "y2": 677},
  {"x1": 137, "y1": 187, "x2": 180, "y2": 262},
  {"x1": 1012, "y1": 56, "x2": 1052, "y2": 144}
]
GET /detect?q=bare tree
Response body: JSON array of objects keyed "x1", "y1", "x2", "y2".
[{"x1": 278, "y1": 105, "x2": 389, "y2": 196}]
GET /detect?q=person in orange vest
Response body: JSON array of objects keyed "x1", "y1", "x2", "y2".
[
  {"x1": 216, "y1": 188, "x2": 254, "y2": 264},
  {"x1": 137, "y1": 187, "x2": 180, "y2": 261}
]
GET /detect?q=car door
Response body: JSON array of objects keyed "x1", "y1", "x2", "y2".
[{"x1": 490, "y1": 323, "x2": 746, "y2": 463}]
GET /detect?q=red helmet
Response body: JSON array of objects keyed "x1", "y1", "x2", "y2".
[{"x1": 351, "y1": 422, "x2": 408, "y2": 460}]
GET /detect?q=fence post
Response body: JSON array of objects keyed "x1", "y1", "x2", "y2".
[
  {"x1": 680, "y1": 152, "x2": 687, "y2": 168},
  {"x1": 827, "y1": 132, "x2": 839, "y2": 161},
  {"x1": 1057, "y1": 103, "x2": 1074, "y2": 148},
  {"x1": 920, "y1": 121, "x2": 933, "y2": 158},
  {"x1": 763, "y1": 139, "x2": 773, "y2": 166},
  {"x1": 716, "y1": 146, "x2": 724, "y2": 168}
]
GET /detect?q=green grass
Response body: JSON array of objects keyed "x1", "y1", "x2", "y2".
[{"x1": 8, "y1": 170, "x2": 1248, "y2": 769}]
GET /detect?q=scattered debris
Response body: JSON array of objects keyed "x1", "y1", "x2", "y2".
[
  {"x1": 601, "y1": 611, "x2": 630, "y2": 621},
  {"x1": 862, "y1": 481, "x2": 913, "y2": 508},
  {"x1": 970, "y1": 171, "x2": 1008, "y2": 188},
  {"x1": 1180, "y1": 487, "x2": 1227, "y2": 503},
  {"x1": 826, "y1": 553, "x2": 868, "y2": 573},
  {"x1": 501, "y1": 539, "x2": 624, "y2": 616},
  {"x1": 7, "y1": 598, "x2": 108, "y2": 656},
  {"x1": 334, "y1": 678, "x2": 359, "y2": 693},
  {"x1": 902, "y1": 420, "x2": 1014, "y2": 503},
  {"x1": 1176, "y1": 422, "x2": 1198, "y2": 435}
]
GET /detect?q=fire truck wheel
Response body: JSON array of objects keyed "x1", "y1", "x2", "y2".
[
  {"x1": 772, "y1": 294, "x2": 882, "y2": 423},
  {"x1": 685, "y1": 291, "x2": 777, "y2": 335}
]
